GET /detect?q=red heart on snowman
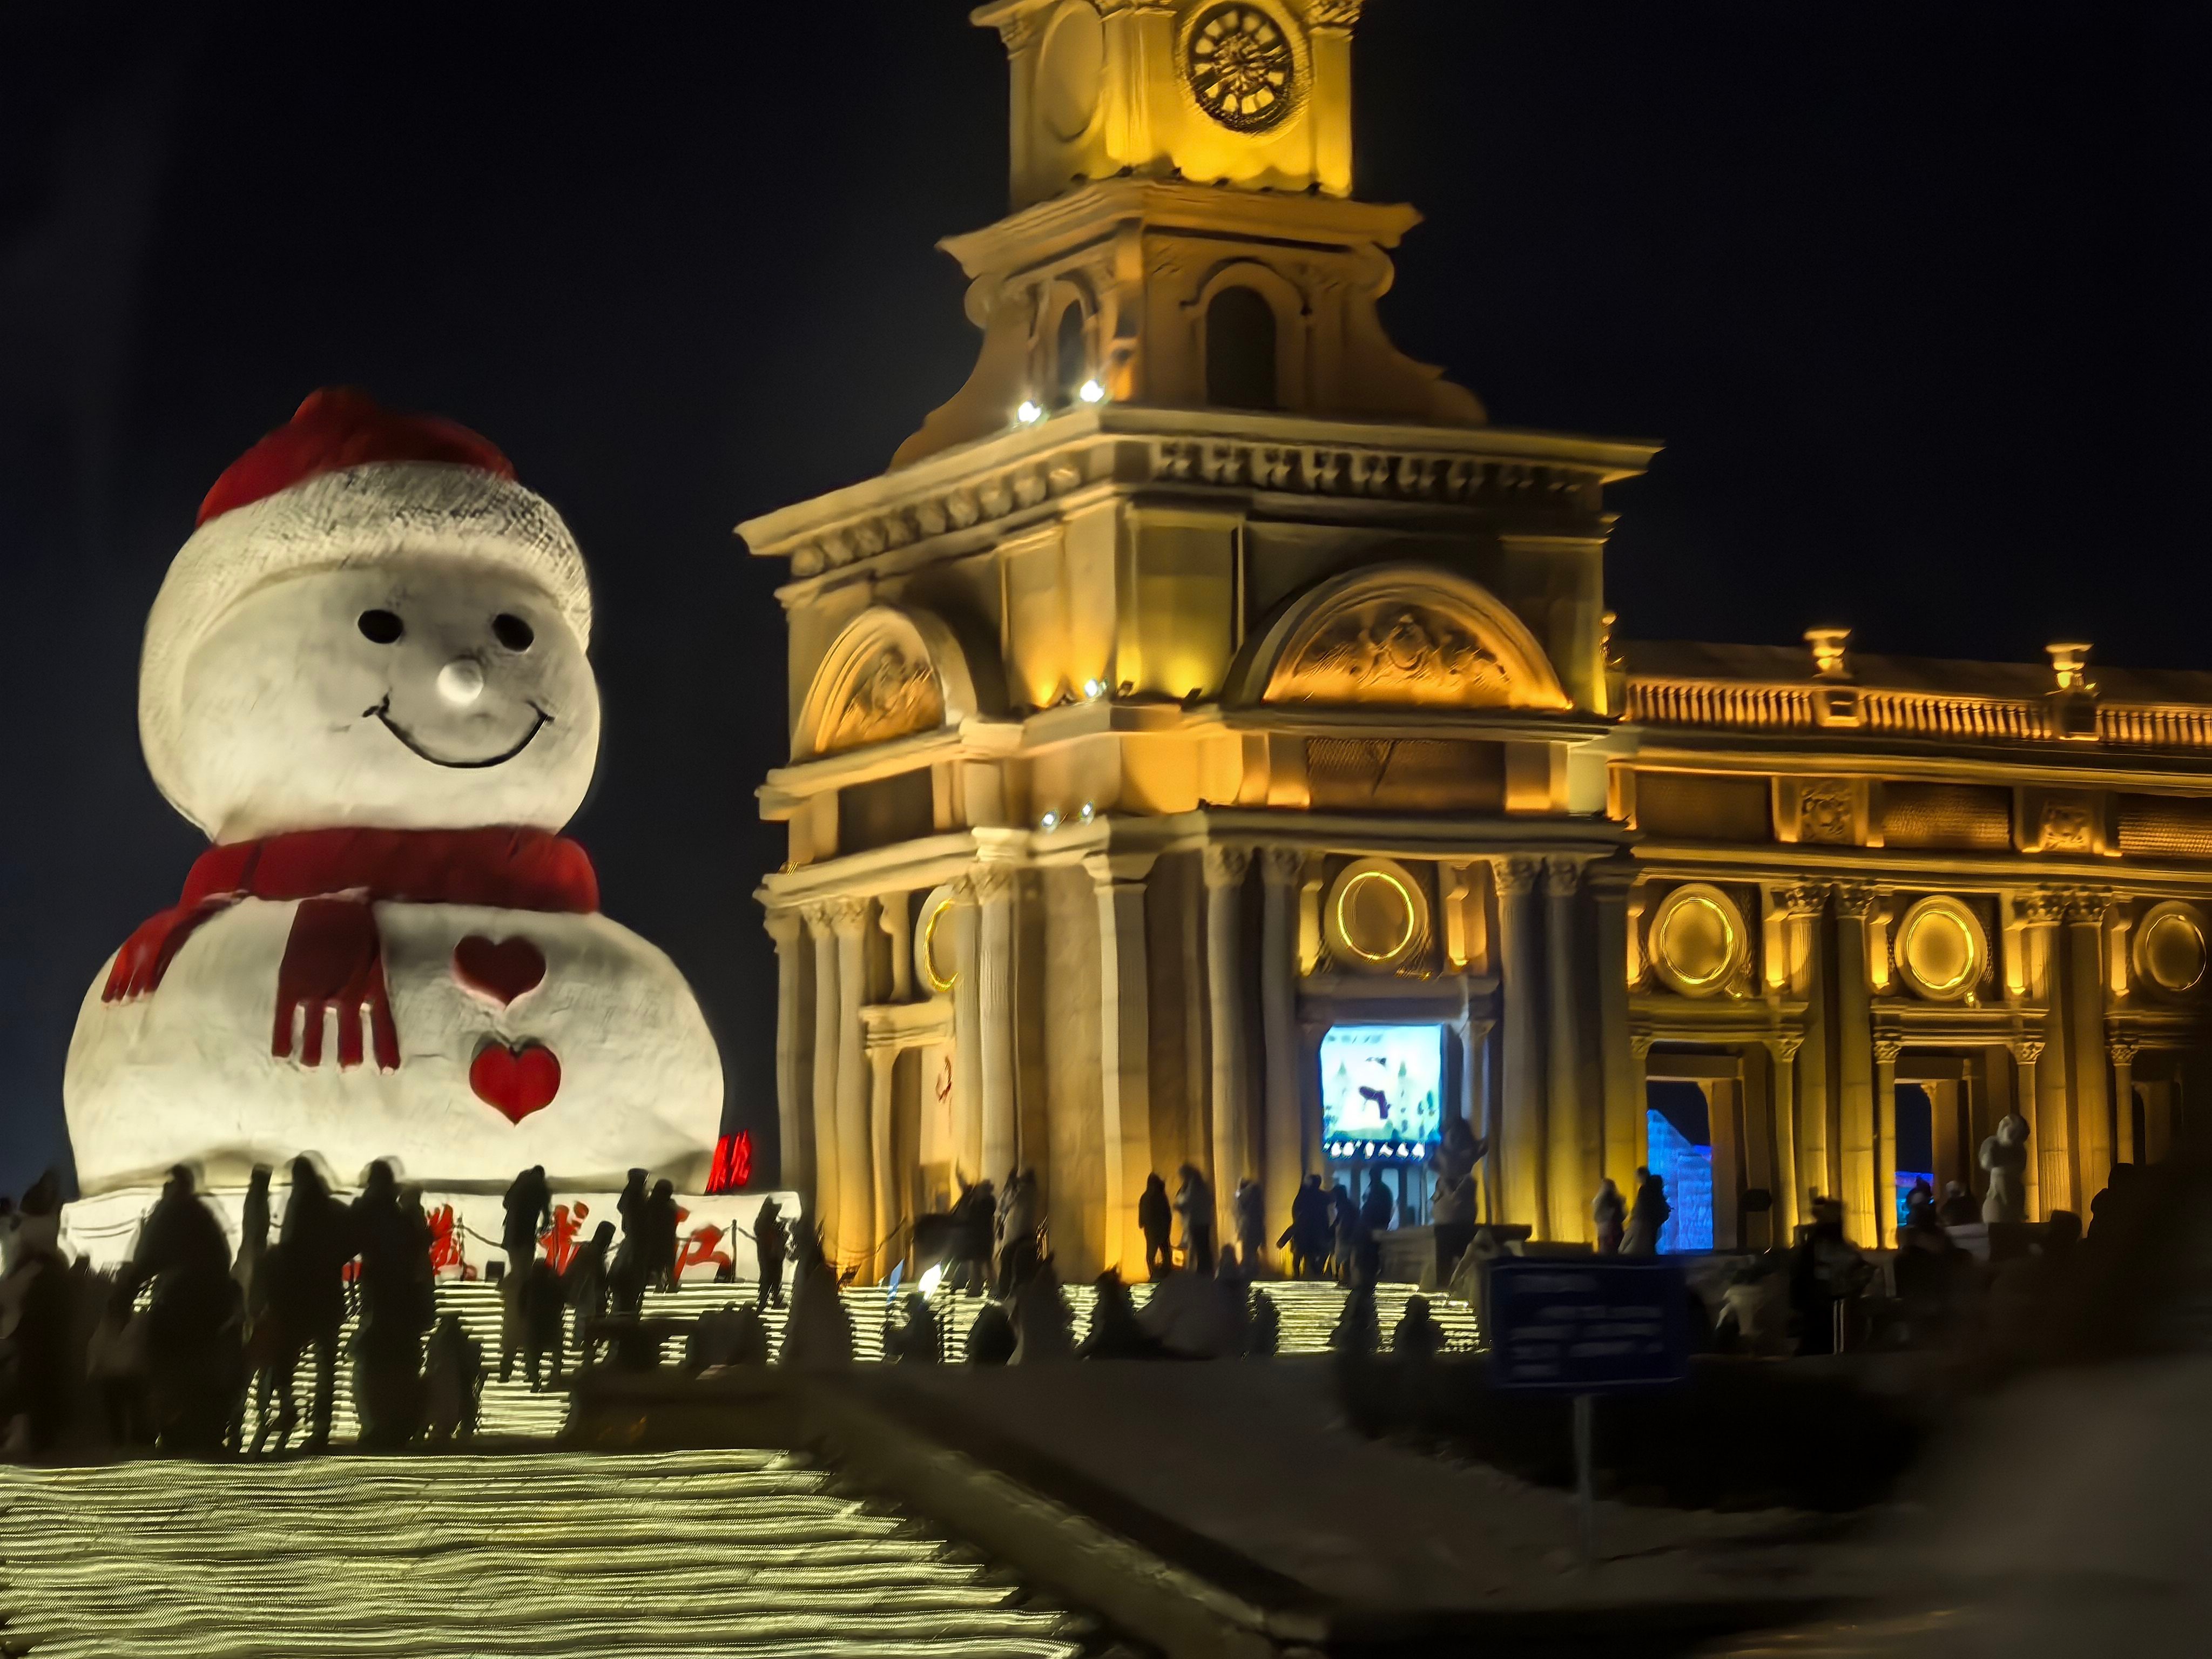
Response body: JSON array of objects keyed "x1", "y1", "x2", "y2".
[
  {"x1": 469, "y1": 1040, "x2": 561, "y2": 1124},
  {"x1": 452, "y1": 936, "x2": 545, "y2": 1006}
]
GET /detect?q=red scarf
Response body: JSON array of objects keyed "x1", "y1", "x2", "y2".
[{"x1": 105, "y1": 827, "x2": 599, "y2": 1002}]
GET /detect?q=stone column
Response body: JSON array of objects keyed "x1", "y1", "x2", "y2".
[
  {"x1": 949, "y1": 877, "x2": 983, "y2": 1183},
  {"x1": 1628, "y1": 1033, "x2": 1654, "y2": 1178},
  {"x1": 1543, "y1": 856, "x2": 1591, "y2": 1241},
  {"x1": 974, "y1": 864, "x2": 1019, "y2": 1185},
  {"x1": 1832, "y1": 883, "x2": 1880, "y2": 1247},
  {"x1": 766, "y1": 909, "x2": 811, "y2": 1210},
  {"x1": 1203, "y1": 843, "x2": 1253, "y2": 1243},
  {"x1": 1491, "y1": 855, "x2": 1547, "y2": 1236},
  {"x1": 879, "y1": 891, "x2": 913, "y2": 1003},
  {"x1": 1873, "y1": 1035, "x2": 1903, "y2": 1248},
  {"x1": 2067, "y1": 892, "x2": 2115, "y2": 1207},
  {"x1": 1259, "y1": 847, "x2": 1305, "y2": 1257},
  {"x1": 1768, "y1": 1035, "x2": 1804, "y2": 1240},
  {"x1": 1772, "y1": 887, "x2": 1830, "y2": 1205},
  {"x1": 829, "y1": 896, "x2": 874, "y2": 1276},
  {"x1": 866, "y1": 1041, "x2": 900, "y2": 1283},
  {"x1": 1087, "y1": 852, "x2": 1157, "y2": 1276},
  {"x1": 1589, "y1": 866, "x2": 1640, "y2": 1196},
  {"x1": 803, "y1": 902, "x2": 841, "y2": 1254},
  {"x1": 2009, "y1": 1036, "x2": 2047, "y2": 1220},
  {"x1": 2110, "y1": 1036, "x2": 2140, "y2": 1165}
]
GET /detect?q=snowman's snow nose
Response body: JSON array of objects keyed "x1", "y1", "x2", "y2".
[{"x1": 437, "y1": 657, "x2": 486, "y2": 706}]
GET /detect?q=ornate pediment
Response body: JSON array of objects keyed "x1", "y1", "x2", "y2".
[
  {"x1": 1237, "y1": 563, "x2": 1569, "y2": 712},
  {"x1": 794, "y1": 606, "x2": 976, "y2": 761}
]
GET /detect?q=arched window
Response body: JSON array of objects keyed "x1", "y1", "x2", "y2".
[
  {"x1": 1205, "y1": 285, "x2": 1277, "y2": 409},
  {"x1": 1053, "y1": 301, "x2": 1088, "y2": 409}
]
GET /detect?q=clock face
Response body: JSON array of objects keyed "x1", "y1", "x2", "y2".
[{"x1": 1185, "y1": 4, "x2": 1298, "y2": 133}]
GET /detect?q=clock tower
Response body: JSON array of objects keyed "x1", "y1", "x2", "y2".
[{"x1": 746, "y1": 0, "x2": 1654, "y2": 1282}]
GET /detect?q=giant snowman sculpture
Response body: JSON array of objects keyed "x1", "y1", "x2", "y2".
[{"x1": 63, "y1": 390, "x2": 726, "y2": 1258}]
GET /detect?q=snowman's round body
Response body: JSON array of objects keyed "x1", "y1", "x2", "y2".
[
  {"x1": 61, "y1": 394, "x2": 726, "y2": 1217},
  {"x1": 67, "y1": 900, "x2": 719, "y2": 1196}
]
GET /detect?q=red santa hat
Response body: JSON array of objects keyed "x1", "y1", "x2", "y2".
[{"x1": 139, "y1": 390, "x2": 593, "y2": 811}]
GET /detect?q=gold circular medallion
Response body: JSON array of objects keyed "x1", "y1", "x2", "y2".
[
  {"x1": 1895, "y1": 895, "x2": 1985, "y2": 1002},
  {"x1": 1647, "y1": 883, "x2": 1745, "y2": 997},
  {"x1": 2135, "y1": 902, "x2": 2208, "y2": 996},
  {"x1": 1323, "y1": 858, "x2": 1428, "y2": 973},
  {"x1": 1184, "y1": 4, "x2": 1298, "y2": 133},
  {"x1": 915, "y1": 890, "x2": 959, "y2": 995}
]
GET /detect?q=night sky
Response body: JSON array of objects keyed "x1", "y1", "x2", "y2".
[{"x1": 3, "y1": 4, "x2": 2203, "y2": 1197}]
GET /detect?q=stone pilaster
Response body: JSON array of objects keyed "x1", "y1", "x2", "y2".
[
  {"x1": 1767, "y1": 1033, "x2": 1804, "y2": 1238},
  {"x1": 2066, "y1": 890, "x2": 2115, "y2": 1208},
  {"x1": 1772, "y1": 885, "x2": 1831, "y2": 1204},
  {"x1": 1873, "y1": 1034, "x2": 1904, "y2": 1248},
  {"x1": 765, "y1": 908, "x2": 810, "y2": 1210},
  {"x1": 1543, "y1": 856, "x2": 1591, "y2": 1240},
  {"x1": 2007, "y1": 1035, "x2": 2047, "y2": 1221},
  {"x1": 1203, "y1": 842, "x2": 1253, "y2": 1244},
  {"x1": 1259, "y1": 846, "x2": 1305, "y2": 1257},
  {"x1": 974, "y1": 864, "x2": 1019, "y2": 1184},
  {"x1": 803, "y1": 901, "x2": 842, "y2": 1253},
  {"x1": 1589, "y1": 865, "x2": 1640, "y2": 1197},
  {"x1": 828, "y1": 895, "x2": 874, "y2": 1274},
  {"x1": 1831, "y1": 882, "x2": 1880, "y2": 1246},
  {"x1": 866, "y1": 1042, "x2": 900, "y2": 1283},
  {"x1": 1491, "y1": 855, "x2": 1546, "y2": 1235},
  {"x1": 949, "y1": 876, "x2": 983, "y2": 1182},
  {"x1": 2110, "y1": 1035, "x2": 2140, "y2": 1166},
  {"x1": 1086, "y1": 852, "x2": 1157, "y2": 1276}
]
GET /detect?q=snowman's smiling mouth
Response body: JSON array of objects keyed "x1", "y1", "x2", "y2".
[{"x1": 367, "y1": 697, "x2": 552, "y2": 768}]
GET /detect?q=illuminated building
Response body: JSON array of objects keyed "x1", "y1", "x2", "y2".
[{"x1": 747, "y1": 0, "x2": 2206, "y2": 1278}]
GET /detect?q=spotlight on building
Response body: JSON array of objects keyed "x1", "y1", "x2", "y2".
[
  {"x1": 1078, "y1": 802, "x2": 1096, "y2": 824},
  {"x1": 1082, "y1": 677, "x2": 1106, "y2": 700},
  {"x1": 1077, "y1": 378, "x2": 1107, "y2": 404},
  {"x1": 1040, "y1": 810, "x2": 1060, "y2": 830},
  {"x1": 917, "y1": 1262, "x2": 944, "y2": 1299},
  {"x1": 1015, "y1": 399, "x2": 1044, "y2": 425}
]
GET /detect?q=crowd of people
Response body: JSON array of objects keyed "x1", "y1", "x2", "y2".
[{"x1": 0, "y1": 1158, "x2": 745, "y2": 1458}]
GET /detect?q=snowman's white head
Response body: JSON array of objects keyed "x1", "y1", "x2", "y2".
[{"x1": 141, "y1": 392, "x2": 601, "y2": 841}]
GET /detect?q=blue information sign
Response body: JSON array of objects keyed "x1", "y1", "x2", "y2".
[{"x1": 1486, "y1": 1258, "x2": 1691, "y2": 1393}]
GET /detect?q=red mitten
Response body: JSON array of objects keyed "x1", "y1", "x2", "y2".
[
  {"x1": 103, "y1": 895, "x2": 238, "y2": 1002},
  {"x1": 272, "y1": 897, "x2": 401, "y2": 1071}
]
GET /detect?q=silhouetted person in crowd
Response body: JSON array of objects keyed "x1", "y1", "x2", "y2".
[
  {"x1": 1393, "y1": 1293, "x2": 1444, "y2": 1361},
  {"x1": 1078, "y1": 1271, "x2": 1163, "y2": 1359},
  {"x1": 273, "y1": 1157, "x2": 354, "y2": 1450},
  {"x1": 1790, "y1": 1196, "x2": 1871, "y2": 1355},
  {"x1": 642, "y1": 1179, "x2": 681, "y2": 1292},
  {"x1": 1327, "y1": 1179, "x2": 1358, "y2": 1282},
  {"x1": 1623, "y1": 1167, "x2": 1669, "y2": 1255},
  {"x1": 1360, "y1": 1171, "x2": 1395, "y2": 1235},
  {"x1": 349, "y1": 1161, "x2": 433, "y2": 1447},
  {"x1": 1330, "y1": 1278, "x2": 1380, "y2": 1355},
  {"x1": 778, "y1": 1226, "x2": 854, "y2": 1368},
  {"x1": 1938, "y1": 1179, "x2": 1979, "y2": 1226},
  {"x1": 685, "y1": 1303, "x2": 751, "y2": 1372},
  {"x1": 88, "y1": 1273, "x2": 149, "y2": 1448},
  {"x1": 502, "y1": 1165, "x2": 554, "y2": 1276},
  {"x1": 1247, "y1": 1289, "x2": 1281, "y2": 1356},
  {"x1": 234, "y1": 1164, "x2": 273, "y2": 1294},
  {"x1": 1174, "y1": 1164, "x2": 1214, "y2": 1276},
  {"x1": 423, "y1": 1313, "x2": 483, "y2": 1444},
  {"x1": 948, "y1": 1177, "x2": 995, "y2": 1294},
  {"x1": 1592, "y1": 1177, "x2": 1627, "y2": 1255},
  {"x1": 1282, "y1": 1174, "x2": 1328, "y2": 1279},
  {"x1": 885, "y1": 1291, "x2": 942, "y2": 1363},
  {"x1": 964, "y1": 1301, "x2": 1015, "y2": 1365},
  {"x1": 1010, "y1": 1260, "x2": 1074, "y2": 1362},
  {"x1": 1138, "y1": 1174, "x2": 1174, "y2": 1282},
  {"x1": 995, "y1": 1168, "x2": 1040, "y2": 1296},
  {"x1": 501, "y1": 1257, "x2": 566, "y2": 1391},
  {"x1": 616, "y1": 1166, "x2": 648, "y2": 1249},
  {"x1": 564, "y1": 1221, "x2": 617, "y2": 1362},
  {"x1": 127, "y1": 1165, "x2": 243, "y2": 1452},
  {"x1": 3, "y1": 1175, "x2": 78, "y2": 1455},
  {"x1": 1233, "y1": 1178, "x2": 1266, "y2": 1274},
  {"x1": 753, "y1": 1197, "x2": 788, "y2": 1307}
]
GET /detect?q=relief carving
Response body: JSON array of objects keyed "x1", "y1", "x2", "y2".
[
  {"x1": 1281, "y1": 604, "x2": 1510, "y2": 706},
  {"x1": 1798, "y1": 781, "x2": 1856, "y2": 846},
  {"x1": 818, "y1": 648, "x2": 942, "y2": 757},
  {"x1": 2040, "y1": 798, "x2": 2096, "y2": 853}
]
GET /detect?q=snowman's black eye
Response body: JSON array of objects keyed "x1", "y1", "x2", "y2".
[
  {"x1": 358, "y1": 609, "x2": 403, "y2": 644},
  {"x1": 492, "y1": 613, "x2": 535, "y2": 652}
]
